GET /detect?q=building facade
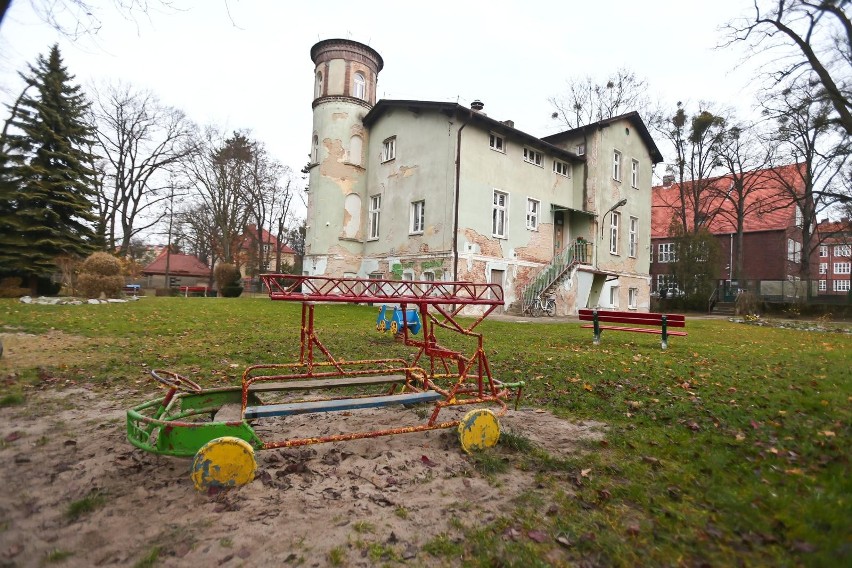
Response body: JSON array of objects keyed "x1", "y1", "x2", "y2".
[
  {"x1": 650, "y1": 164, "x2": 820, "y2": 303},
  {"x1": 817, "y1": 219, "x2": 852, "y2": 297},
  {"x1": 304, "y1": 39, "x2": 662, "y2": 314}
]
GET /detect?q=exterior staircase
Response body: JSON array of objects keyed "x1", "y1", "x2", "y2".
[
  {"x1": 711, "y1": 301, "x2": 736, "y2": 316},
  {"x1": 517, "y1": 240, "x2": 592, "y2": 314}
]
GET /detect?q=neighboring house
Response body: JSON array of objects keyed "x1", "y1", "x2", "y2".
[
  {"x1": 303, "y1": 38, "x2": 663, "y2": 314},
  {"x1": 650, "y1": 164, "x2": 816, "y2": 303},
  {"x1": 237, "y1": 224, "x2": 297, "y2": 277},
  {"x1": 142, "y1": 249, "x2": 210, "y2": 289},
  {"x1": 817, "y1": 218, "x2": 852, "y2": 297}
]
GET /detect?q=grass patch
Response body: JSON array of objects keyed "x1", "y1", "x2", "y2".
[
  {"x1": 3, "y1": 298, "x2": 850, "y2": 566},
  {"x1": 44, "y1": 549, "x2": 74, "y2": 563},
  {"x1": 132, "y1": 546, "x2": 160, "y2": 568},
  {"x1": 327, "y1": 546, "x2": 345, "y2": 566},
  {"x1": 0, "y1": 392, "x2": 24, "y2": 406},
  {"x1": 66, "y1": 491, "x2": 107, "y2": 521}
]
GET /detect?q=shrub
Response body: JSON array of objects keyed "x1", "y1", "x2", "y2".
[
  {"x1": 215, "y1": 263, "x2": 243, "y2": 297},
  {"x1": 77, "y1": 253, "x2": 125, "y2": 299}
]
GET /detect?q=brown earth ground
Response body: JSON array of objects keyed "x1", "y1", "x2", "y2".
[{"x1": 0, "y1": 331, "x2": 605, "y2": 567}]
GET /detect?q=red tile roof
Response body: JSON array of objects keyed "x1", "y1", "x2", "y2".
[
  {"x1": 142, "y1": 250, "x2": 210, "y2": 277},
  {"x1": 240, "y1": 224, "x2": 296, "y2": 254},
  {"x1": 652, "y1": 164, "x2": 804, "y2": 238}
]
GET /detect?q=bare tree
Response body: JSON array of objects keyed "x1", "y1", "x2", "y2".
[
  {"x1": 723, "y1": 0, "x2": 852, "y2": 135},
  {"x1": 712, "y1": 121, "x2": 787, "y2": 280},
  {"x1": 654, "y1": 102, "x2": 729, "y2": 233},
  {"x1": 762, "y1": 79, "x2": 852, "y2": 292},
  {"x1": 549, "y1": 68, "x2": 654, "y2": 130},
  {"x1": 184, "y1": 128, "x2": 255, "y2": 265},
  {"x1": 1, "y1": 1, "x2": 177, "y2": 40},
  {"x1": 89, "y1": 81, "x2": 197, "y2": 255},
  {"x1": 242, "y1": 141, "x2": 294, "y2": 276}
]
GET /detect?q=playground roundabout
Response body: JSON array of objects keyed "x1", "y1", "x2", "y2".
[
  {"x1": 0, "y1": 383, "x2": 605, "y2": 565},
  {"x1": 1, "y1": 276, "x2": 610, "y2": 565}
]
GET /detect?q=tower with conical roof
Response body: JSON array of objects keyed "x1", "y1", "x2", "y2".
[{"x1": 304, "y1": 39, "x2": 383, "y2": 276}]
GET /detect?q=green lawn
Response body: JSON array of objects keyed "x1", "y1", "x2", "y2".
[{"x1": 1, "y1": 297, "x2": 850, "y2": 566}]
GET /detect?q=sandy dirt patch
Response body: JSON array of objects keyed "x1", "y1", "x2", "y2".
[{"x1": 0, "y1": 383, "x2": 605, "y2": 567}]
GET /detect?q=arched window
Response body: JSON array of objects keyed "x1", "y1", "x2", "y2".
[
  {"x1": 312, "y1": 135, "x2": 319, "y2": 163},
  {"x1": 353, "y1": 72, "x2": 366, "y2": 100},
  {"x1": 349, "y1": 135, "x2": 363, "y2": 166},
  {"x1": 314, "y1": 71, "x2": 323, "y2": 98}
]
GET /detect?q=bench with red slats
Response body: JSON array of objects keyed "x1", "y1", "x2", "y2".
[{"x1": 578, "y1": 308, "x2": 687, "y2": 350}]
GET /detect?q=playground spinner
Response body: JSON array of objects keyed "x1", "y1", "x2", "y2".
[{"x1": 126, "y1": 275, "x2": 524, "y2": 490}]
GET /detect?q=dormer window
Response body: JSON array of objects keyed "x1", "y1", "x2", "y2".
[{"x1": 353, "y1": 72, "x2": 366, "y2": 100}]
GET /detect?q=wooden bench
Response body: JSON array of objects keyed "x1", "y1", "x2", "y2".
[
  {"x1": 122, "y1": 284, "x2": 141, "y2": 296},
  {"x1": 178, "y1": 286, "x2": 209, "y2": 297},
  {"x1": 247, "y1": 374, "x2": 408, "y2": 393},
  {"x1": 578, "y1": 308, "x2": 687, "y2": 350},
  {"x1": 244, "y1": 390, "x2": 442, "y2": 420}
]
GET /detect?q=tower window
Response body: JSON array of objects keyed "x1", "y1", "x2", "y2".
[
  {"x1": 311, "y1": 134, "x2": 319, "y2": 163},
  {"x1": 314, "y1": 71, "x2": 323, "y2": 98},
  {"x1": 353, "y1": 72, "x2": 366, "y2": 100}
]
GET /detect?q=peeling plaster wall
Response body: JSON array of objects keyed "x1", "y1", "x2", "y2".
[{"x1": 364, "y1": 110, "x2": 456, "y2": 258}]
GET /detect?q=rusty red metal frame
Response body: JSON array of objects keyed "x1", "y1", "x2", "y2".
[{"x1": 249, "y1": 274, "x2": 521, "y2": 448}]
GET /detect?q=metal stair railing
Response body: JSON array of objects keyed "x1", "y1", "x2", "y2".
[{"x1": 521, "y1": 240, "x2": 592, "y2": 313}]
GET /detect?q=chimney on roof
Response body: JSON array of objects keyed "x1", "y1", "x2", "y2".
[
  {"x1": 662, "y1": 175, "x2": 675, "y2": 187},
  {"x1": 470, "y1": 100, "x2": 484, "y2": 111},
  {"x1": 502, "y1": 119, "x2": 514, "y2": 128}
]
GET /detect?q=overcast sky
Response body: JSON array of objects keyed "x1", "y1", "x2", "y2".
[{"x1": 1, "y1": 0, "x2": 763, "y2": 199}]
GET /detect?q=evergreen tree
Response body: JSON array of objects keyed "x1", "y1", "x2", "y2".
[{"x1": 0, "y1": 45, "x2": 99, "y2": 285}]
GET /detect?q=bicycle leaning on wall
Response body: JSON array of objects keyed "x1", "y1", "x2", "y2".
[{"x1": 522, "y1": 294, "x2": 556, "y2": 317}]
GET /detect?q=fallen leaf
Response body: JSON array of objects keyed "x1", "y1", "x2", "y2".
[
  {"x1": 528, "y1": 530, "x2": 549, "y2": 543},
  {"x1": 502, "y1": 527, "x2": 521, "y2": 541},
  {"x1": 820, "y1": 431, "x2": 835, "y2": 437},
  {"x1": 420, "y1": 455, "x2": 437, "y2": 468},
  {"x1": 580, "y1": 468, "x2": 591, "y2": 477},
  {"x1": 625, "y1": 522, "x2": 641, "y2": 536},
  {"x1": 555, "y1": 535, "x2": 574, "y2": 548},
  {"x1": 583, "y1": 383, "x2": 593, "y2": 391}
]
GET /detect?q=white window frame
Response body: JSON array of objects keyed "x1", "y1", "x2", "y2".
[
  {"x1": 553, "y1": 160, "x2": 571, "y2": 177},
  {"x1": 834, "y1": 279, "x2": 850, "y2": 292},
  {"x1": 576, "y1": 143, "x2": 586, "y2": 156},
  {"x1": 834, "y1": 262, "x2": 851, "y2": 275},
  {"x1": 819, "y1": 279, "x2": 826, "y2": 291},
  {"x1": 492, "y1": 190, "x2": 508, "y2": 238},
  {"x1": 628, "y1": 287, "x2": 638, "y2": 309},
  {"x1": 526, "y1": 198, "x2": 539, "y2": 231},
  {"x1": 658, "y1": 242, "x2": 676, "y2": 263},
  {"x1": 610, "y1": 211, "x2": 620, "y2": 255},
  {"x1": 628, "y1": 216, "x2": 638, "y2": 258},
  {"x1": 353, "y1": 71, "x2": 366, "y2": 100},
  {"x1": 834, "y1": 244, "x2": 851, "y2": 257},
  {"x1": 523, "y1": 147, "x2": 543, "y2": 167},
  {"x1": 410, "y1": 200, "x2": 425, "y2": 234},
  {"x1": 609, "y1": 286, "x2": 619, "y2": 307},
  {"x1": 819, "y1": 262, "x2": 828, "y2": 274},
  {"x1": 819, "y1": 245, "x2": 828, "y2": 257},
  {"x1": 381, "y1": 137, "x2": 396, "y2": 162},
  {"x1": 368, "y1": 195, "x2": 381, "y2": 240},
  {"x1": 631, "y1": 159, "x2": 639, "y2": 188},
  {"x1": 795, "y1": 207, "x2": 803, "y2": 227},
  {"x1": 613, "y1": 150, "x2": 622, "y2": 182},
  {"x1": 787, "y1": 239, "x2": 801, "y2": 263},
  {"x1": 489, "y1": 133, "x2": 505, "y2": 153}
]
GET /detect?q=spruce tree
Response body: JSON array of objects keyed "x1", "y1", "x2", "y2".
[{"x1": 0, "y1": 45, "x2": 99, "y2": 286}]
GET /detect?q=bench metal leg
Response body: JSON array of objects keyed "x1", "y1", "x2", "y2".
[
  {"x1": 593, "y1": 332, "x2": 601, "y2": 346},
  {"x1": 592, "y1": 309, "x2": 600, "y2": 345}
]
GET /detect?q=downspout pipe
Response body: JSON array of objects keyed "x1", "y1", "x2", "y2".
[{"x1": 452, "y1": 110, "x2": 473, "y2": 281}]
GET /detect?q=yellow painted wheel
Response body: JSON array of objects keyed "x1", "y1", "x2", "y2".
[
  {"x1": 457, "y1": 409, "x2": 500, "y2": 453},
  {"x1": 389, "y1": 321, "x2": 399, "y2": 335},
  {"x1": 376, "y1": 322, "x2": 383, "y2": 333},
  {"x1": 191, "y1": 436, "x2": 256, "y2": 491}
]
